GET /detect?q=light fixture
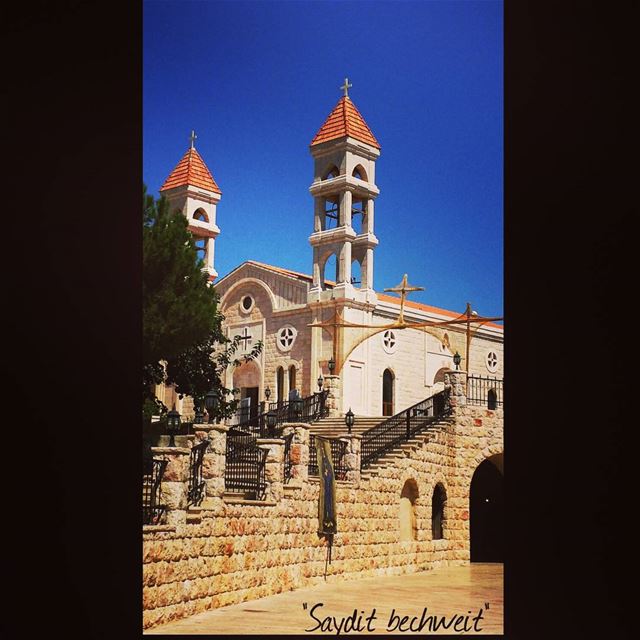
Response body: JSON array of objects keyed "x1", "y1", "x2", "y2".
[
  {"x1": 264, "y1": 386, "x2": 271, "y2": 401},
  {"x1": 345, "y1": 408, "x2": 355, "y2": 434},
  {"x1": 166, "y1": 404, "x2": 181, "y2": 446},
  {"x1": 453, "y1": 352, "x2": 462, "y2": 371},
  {"x1": 328, "y1": 357, "x2": 336, "y2": 374},
  {"x1": 204, "y1": 387, "x2": 218, "y2": 424},
  {"x1": 317, "y1": 375, "x2": 324, "y2": 391}
]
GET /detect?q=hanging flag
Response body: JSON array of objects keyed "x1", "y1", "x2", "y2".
[{"x1": 316, "y1": 436, "x2": 337, "y2": 578}]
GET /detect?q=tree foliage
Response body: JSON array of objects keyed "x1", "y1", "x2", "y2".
[{"x1": 143, "y1": 185, "x2": 262, "y2": 418}]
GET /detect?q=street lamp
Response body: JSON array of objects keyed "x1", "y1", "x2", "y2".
[
  {"x1": 345, "y1": 408, "x2": 355, "y2": 434},
  {"x1": 317, "y1": 375, "x2": 324, "y2": 392},
  {"x1": 204, "y1": 387, "x2": 218, "y2": 424},
  {"x1": 193, "y1": 399, "x2": 205, "y2": 425},
  {"x1": 328, "y1": 357, "x2": 336, "y2": 374},
  {"x1": 264, "y1": 386, "x2": 271, "y2": 402},
  {"x1": 266, "y1": 409, "x2": 277, "y2": 437},
  {"x1": 166, "y1": 404, "x2": 181, "y2": 446},
  {"x1": 453, "y1": 352, "x2": 462, "y2": 371}
]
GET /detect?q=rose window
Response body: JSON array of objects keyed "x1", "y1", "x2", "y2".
[
  {"x1": 382, "y1": 330, "x2": 397, "y2": 354},
  {"x1": 486, "y1": 351, "x2": 498, "y2": 373},
  {"x1": 277, "y1": 326, "x2": 297, "y2": 352}
]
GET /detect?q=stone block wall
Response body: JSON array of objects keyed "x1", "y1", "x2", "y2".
[{"x1": 142, "y1": 404, "x2": 503, "y2": 630}]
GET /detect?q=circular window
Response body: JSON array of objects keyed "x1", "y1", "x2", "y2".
[
  {"x1": 382, "y1": 329, "x2": 397, "y2": 354},
  {"x1": 486, "y1": 351, "x2": 499, "y2": 373},
  {"x1": 240, "y1": 295, "x2": 254, "y2": 314},
  {"x1": 277, "y1": 326, "x2": 297, "y2": 352}
]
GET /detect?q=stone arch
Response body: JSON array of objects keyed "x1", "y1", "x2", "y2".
[
  {"x1": 319, "y1": 249, "x2": 339, "y2": 286},
  {"x1": 220, "y1": 278, "x2": 277, "y2": 314},
  {"x1": 399, "y1": 479, "x2": 419, "y2": 541},
  {"x1": 350, "y1": 256, "x2": 363, "y2": 288},
  {"x1": 433, "y1": 367, "x2": 449, "y2": 385},
  {"x1": 322, "y1": 164, "x2": 340, "y2": 180},
  {"x1": 469, "y1": 451, "x2": 504, "y2": 563},
  {"x1": 488, "y1": 388, "x2": 498, "y2": 410},
  {"x1": 382, "y1": 368, "x2": 395, "y2": 416},
  {"x1": 193, "y1": 207, "x2": 209, "y2": 222},
  {"x1": 431, "y1": 483, "x2": 447, "y2": 540},
  {"x1": 232, "y1": 359, "x2": 261, "y2": 390},
  {"x1": 352, "y1": 164, "x2": 368, "y2": 181}
]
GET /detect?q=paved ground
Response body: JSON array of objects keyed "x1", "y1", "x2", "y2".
[{"x1": 146, "y1": 563, "x2": 503, "y2": 635}]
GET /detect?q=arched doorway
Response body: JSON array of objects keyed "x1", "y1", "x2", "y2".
[
  {"x1": 233, "y1": 360, "x2": 261, "y2": 421},
  {"x1": 382, "y1": 369, "x2": 394, "y2": 416},
  {"x1": 487, "y1": 388, "x2": 498, "y2": 410},
  {"x1": 432, "y1": 483, "x2": 447, "y2": 540},
  {"x1": 470, "y1": 454, "x2": 504, "y2": 562},
  {"x1": 399, "y1": 479, "x2": 419, "y2": 541}
]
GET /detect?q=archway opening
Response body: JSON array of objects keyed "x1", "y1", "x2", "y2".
[
  {"x1": 288, "y1": 365, "x2": 297, "y2": 394},
  {"x1": 470, "y1": 454, "x2": 504, "y2": 562},
  {"x1": 487, "y1": 388, "x2": 498, "y2": 410},
  {"x1": 383, "y1": 369, "x2": 394, "y2": 416},
  {"x1": 233, "y1": 360, "x2": 261, "y2": 422},
  {"x1": 432, "y1": 483, "x2": 447, "y2": 540},
  {"x1": 399, "y1": 479, "x2": 419, "y2": 541}
]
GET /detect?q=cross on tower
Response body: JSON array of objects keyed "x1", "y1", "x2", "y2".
[
  {"x1": 384, "y1": 274, "x2": 425, "y2": 325},
  {"x1": 189, "y1": 130, "x2": 197, "y2": 149},
  {"x1": 236, "y1": 327, "x2": 252, "y2": 350},
  {"x1": 340, "y1": 77, "x2": 352, "y2": 97}
]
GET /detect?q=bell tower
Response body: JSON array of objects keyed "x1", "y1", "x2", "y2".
[
  {"x1": 308, "y1": 79, "x2": 380, "y2": 305},
  {"x1": 160, "y1": 131, "x2": 222, "y2": 281}
]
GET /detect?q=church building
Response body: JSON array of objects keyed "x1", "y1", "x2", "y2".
[{"x1": 157, "y1": 83, "x2": 503, "y2": 421}]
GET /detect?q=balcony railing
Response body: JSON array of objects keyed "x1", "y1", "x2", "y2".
[
  {"x1": 467, "y1": 375, "x2": 503, "y2": 409},
  {"x1": 224, "y1": 428, "x2": 268, "y2": 500}
]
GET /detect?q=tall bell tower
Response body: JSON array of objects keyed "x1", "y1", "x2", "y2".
[
  {"x1": 160, "y1": 131, "x2": 222, "y2": 281},
  {"x1": 308, "y1": 79, "x2": 381, "y2": 305}
]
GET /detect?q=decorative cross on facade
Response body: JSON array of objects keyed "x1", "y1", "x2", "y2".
[
  {"x1": 384, "y1": 274, "x2": 425, "y2": 324},
  {"x1": 236, "y1": 327, "x2": 252, "y2": 350},
  {"x1": 189, "y1": 129, "x2": 197, "y2": 149},
  {"x1": 340, "y1": 77, "x2": 352, "y2": 97}
]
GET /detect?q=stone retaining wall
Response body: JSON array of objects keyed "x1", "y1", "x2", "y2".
[{"x1": 143, "y1": 400, "x2": 503, "y2": 630}]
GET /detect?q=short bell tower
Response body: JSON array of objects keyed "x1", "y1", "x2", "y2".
[
  {"x1": 160, "y1": 131, "x2": 222, "y2": 281},
  {"x1": 308, "y1": 79, "x2": 380, "y2": 304}
]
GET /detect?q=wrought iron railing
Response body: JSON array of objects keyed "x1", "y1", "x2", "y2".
[
  {"x1": 225, "y1": 428, "x2": 268, "y2": 500},
  {"x1": 308, "y1": 434, "x2": 349, "y2": 481},
  {"x1": 187, "y1": 439, "x2": 208, "y2": 507},
  {"x1": 360, "y1": 388, "x2": 452, "y2": 470},
  {"x1": 467, "y1": 375, "x2": 503, "y2": 409},
  {"x1": 143, "y1": 456, "x2": 168, "y2": 525},
  {"x1": 282, "y1": 432, "x2": 295, "y2": 484},
  {"x1": 236, "y1": 390, "x2": 329, "y2": 437}
]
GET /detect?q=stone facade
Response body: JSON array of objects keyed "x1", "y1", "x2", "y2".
[{"x1": 142, "y1": 397, "x2": 503, "y2": 630}]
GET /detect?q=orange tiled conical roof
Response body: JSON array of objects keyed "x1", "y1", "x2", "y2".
[
  {"x1": 310, "y1": 96, "x2": 380, "y2": 149},
  {"x1": 160, "y1": 147, "x2": 221, "y2": 194}
]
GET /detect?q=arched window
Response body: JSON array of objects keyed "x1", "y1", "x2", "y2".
[
  {"x1": 193, "y1": 208, "x2": 208, "y2": 222},
  {"x1": 399, "y1": 479, "x2": 419, "y2": 541},
  {"x1": 288, "y1": 365, "x2": 296, "y2": 392},
  {"x1": 382, "y1": 368, "x2": 394, "y2": 416},
  {"x1": 352, "y1": 165, "x2": 368, "y2": 181},
  {"x1": 432, "y1": 483, "x2": 447, "y2": 540},
  {"x1": 487, "y1": 388, "x2": 498, "y2": 410},
  {"x1": 322, "y1": 165, "x2": 339, "y2": 180},
  {"x1": 350, "y1": 258, "x2": 362, "y2": 288},
  {"x1": 276, "y1": 367, "x2": 285, "y2": 405}
]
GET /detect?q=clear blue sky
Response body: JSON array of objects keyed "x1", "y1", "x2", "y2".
[{"x1": 144, "y1": 0, "x2": 503, "y2": 318}]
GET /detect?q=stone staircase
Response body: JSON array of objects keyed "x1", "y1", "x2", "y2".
[
  {"x1": 307, "y1": 415, "x2": 386, "y2": 438},
  {"x1": 359, "y1": 416, "x2": 453, "y2": 480}
]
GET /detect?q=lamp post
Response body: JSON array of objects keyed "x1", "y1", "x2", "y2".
[
  {"x1": 317, "y1": 375, "x2": 324, "y2": 392},
  {"x1": 266, "y1": 409, "x2": 277, "y2": 437},
  {"x1": 453, "y1": 352, "x2": 462, "y2": 371},
  {"x1": 193, "y1": 399, "x2": 205, "y2": 425},
  {"x1": 264, "y1": 386, "x2": 271, "y2": 402},
  {"x1": 166, "y1": 404, "x2": 181, "y2": 447},
  {"x1": 204, "y1": 387, "x2": 218, "y2": 424},
  {"x1": 345, "y1": 408, "x2": 355, "y2": 434},
  {"x1": 328, "y1": 357, "x2": 336, "y2": 375}
]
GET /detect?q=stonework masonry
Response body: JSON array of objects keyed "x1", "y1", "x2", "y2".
[{"x1": 142, "y1": 396, "x2": 503, "y2": 630}]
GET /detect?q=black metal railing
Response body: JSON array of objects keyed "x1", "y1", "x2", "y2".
[
  {"x1": 236, "y1": 390, "x2": 329, "y2": 437},
  {"x1": 187, "y1": 439, "x2": 208, "y2": 507},
  {"x1": 360, "y1": 388, "x2": 452, "y2": 470},
  {"x1": 282, "y1": 432, "x2": 295, "y2": 484},
  {"x1": 467, "y1": 375, "x2": 503, "y2": 409},
  {"x1": 225, "y1": 428, "x2": 268, "y2": 500},
  {"x1": 308, "y1": 434, "x2": 349, "y2": 481},
  {"x1": 143, "y1": 456, "x2": 168, "y2": 525}
]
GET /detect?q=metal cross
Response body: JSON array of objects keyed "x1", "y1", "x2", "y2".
[
  {"x1": 189, "y1": 130, "x2": 197, "y2": 149},
  {"x1": 384, "y1": 274, "x2": 425, "y2": 325},
  {"x1": 236, "y1": 327, "x2": 252, "y2": 350},
  {"x1": 340, "y1": 77, "x2": 352, "y2": 97}
]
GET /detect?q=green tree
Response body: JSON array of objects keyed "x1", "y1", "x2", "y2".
[{"x1": 143, "y1": 185, "x2": 261, "y2": 420}]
